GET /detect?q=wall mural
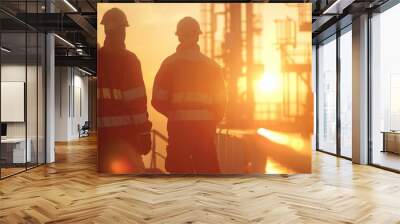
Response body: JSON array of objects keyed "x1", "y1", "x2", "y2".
[{"x1": 97, "y1": 3, "x2": 313, "y2": 174}]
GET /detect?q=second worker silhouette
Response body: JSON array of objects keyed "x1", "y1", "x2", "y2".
[{"x1": 152, "y1": 17, "x2": 227, "y2": 174}]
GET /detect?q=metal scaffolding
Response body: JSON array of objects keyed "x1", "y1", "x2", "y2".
[
  {"x1": 271, "y1": 3, "x2": 312, "y2": 132},
  {"x1": 201, "y1": 3, "x2": 263, "y2": 128}
]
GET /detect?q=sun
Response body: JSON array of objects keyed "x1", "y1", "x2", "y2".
[
  {"x1": 255, "y1": 72, "x2": 282, "y2": 94},
  {"x1": 253, "y1": 72, "x2": 283, "y2": 104}
]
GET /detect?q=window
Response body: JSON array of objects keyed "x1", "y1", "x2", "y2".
[
  {"x1": 317, "y1": 36, "x2": 337, "y2": 154},
  {"x1": 371, "y1": 3, "x2": 400, "y2": 171},
  {"x1": 339, "y1": 28, "x2": 352, "y2": 158}
]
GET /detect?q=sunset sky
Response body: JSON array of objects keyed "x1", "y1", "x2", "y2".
[{"x1": 98, "y1": 3, "x2": 311, "y2": 137}]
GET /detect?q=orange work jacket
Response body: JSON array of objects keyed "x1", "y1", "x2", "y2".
[
  {"x1": 152, "y1": 43, "x2": 226, "y2": 125},
  {"x1": 97, "y1": 44, "x2": 151, "y2": 172}
]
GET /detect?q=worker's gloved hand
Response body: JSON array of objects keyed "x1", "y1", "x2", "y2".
[{"x1": 135, "y1": 132, "x2": 152, "y2": 155}]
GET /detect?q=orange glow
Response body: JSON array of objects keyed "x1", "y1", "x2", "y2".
[
  {"x1": 265, "y1": 159, "x2": 281, "y2": 174},
  {"x1": 257, "y1": 128, "x2": 305, "y2": 152},
  {"x1": 237, "y1": 76, "x2": 247, "y2": 95},
  {"x1": 265, "y1": 158, "x2": 289, "y2": 174},
  {"x1": 111, "y1": 159, "x2": 130, "y2": 174}
]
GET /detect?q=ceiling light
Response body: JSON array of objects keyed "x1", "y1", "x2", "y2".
[
  {"x1": 1, "y1": 47, "x2": 11, "y2": 53},
  {"x1": 78, "y1": 67, "x2": 93, "y2": 76},
  {"x1": 76, "y1": 48, "x2": 86, "y2": 55},
  {"x1": 63, "y1": 0, "x2": 78, "y2": 12},
  {"x1": 54, "y1": 34, "x2": 75, "y2": 48},
  {"x1": 322, "y1": 0, "x2": 353, "y2": 15}
]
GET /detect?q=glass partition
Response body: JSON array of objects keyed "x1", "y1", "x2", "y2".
[
  {"x1": 1, "y1": 31, "x2": 28, "y2": 177},
  {"x1": 0, "y1": 1, "x2": 46, "y2": 179}
]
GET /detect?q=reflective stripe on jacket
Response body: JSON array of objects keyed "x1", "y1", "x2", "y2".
[
  {"x1": 98, "y1": 46, "x2": 151, "y2": 133},
  {"x1": 151, "y1": 43, "x2": 226, "y2": 123}
]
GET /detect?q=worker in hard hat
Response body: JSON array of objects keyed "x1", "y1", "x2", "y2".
[
  {"x1": 98, "y1": 8, "x2": 152, "y2": 173},
  {"x1": 152, "y1": 17, "x2": 226, "y2": 174}
]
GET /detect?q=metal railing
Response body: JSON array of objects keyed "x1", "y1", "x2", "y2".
[{"x1": 149, "y1": 129, "x2": 168, "y2": 170}]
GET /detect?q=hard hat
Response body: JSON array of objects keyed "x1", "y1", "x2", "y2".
[
  {"x1": 100, "y1": 8, "x2": 129, "y2": 30},
  {"x1": 175, "y1": 17, "x2": 202, "y2": 36}
]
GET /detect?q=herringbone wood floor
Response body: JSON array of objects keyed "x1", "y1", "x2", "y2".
[{"x1": 1, "y1": 136, "x2": 400, "y2": 224}]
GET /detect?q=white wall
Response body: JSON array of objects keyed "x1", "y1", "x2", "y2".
[
  {"x1": 72, "y1": 73, "x2": 89, "y2": 138},
  {"x1": 1, "y1": 63, "x2": 46, "y2": 164},
  {"x1": 1, "y1": 65, "x2": 34, "y2": 137},
  {"x1": 55, "y1": 67, "x2": 89, "y2": 141},
  {"x1": 1, "y1": 65, "x2": 26, "y2": 138},
  {"x1": 55, "y1": 67, "x2": 70, "y2": 141}
]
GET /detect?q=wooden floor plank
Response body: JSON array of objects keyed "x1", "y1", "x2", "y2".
[{"x1": 0, "y1": 136, "x2": 400, "y2": 223}]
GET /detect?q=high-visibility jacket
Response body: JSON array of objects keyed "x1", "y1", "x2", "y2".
[
  {"x1": 98, "y1": 42, "x2": 151, "y2": 172},
  {"x1": 152, "y1": 43, "x2": 226, "y2": 124}
]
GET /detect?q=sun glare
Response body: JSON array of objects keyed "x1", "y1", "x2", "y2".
[
  {"x1": 257, "y1": 128, "x2": 305, "y2": 152},
  {"x1": 255, "y1": 72, "x2": 282, "y2": 94},
  {"x1": 253, "y1": 72, "x2": 283, "y2": 104}
]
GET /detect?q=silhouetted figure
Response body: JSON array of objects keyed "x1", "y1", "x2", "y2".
[
  {"x1": 152, "y1": 17, "x2": 226, "y2": 174},
  {"x1": 98, "y1": 8, "x2": 152, "y2": 173}
]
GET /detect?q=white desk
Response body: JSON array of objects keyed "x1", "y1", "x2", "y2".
[{"x1": 1, "y1": 138, "x2": 31, "y2": 163}]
